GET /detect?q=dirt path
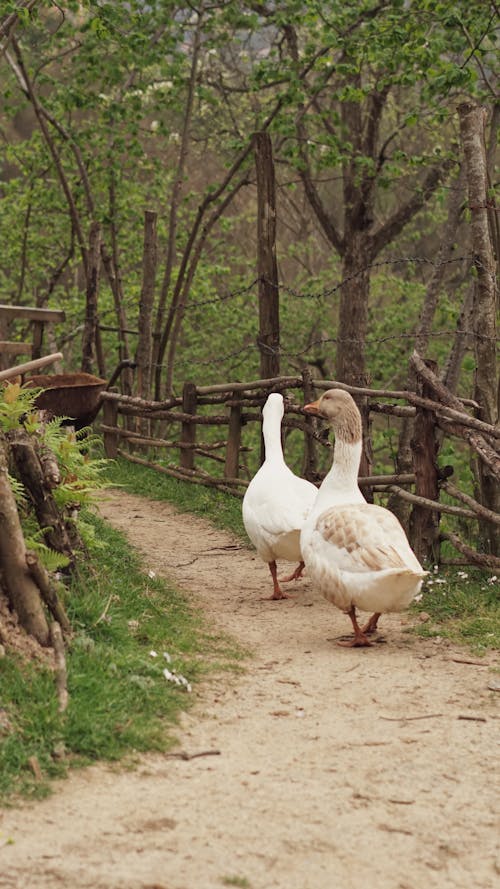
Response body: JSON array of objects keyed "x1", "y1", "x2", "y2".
[{"x1": 2, "y1": 490, "x2": 499, "y2": 889}]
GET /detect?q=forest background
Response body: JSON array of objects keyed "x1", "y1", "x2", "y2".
[
  {"x1": 0, "y1": 0, "x2": 498, "y2": 799},
  {"x1": 0, "y1": 0, "x2": 498, "y2": 530}
]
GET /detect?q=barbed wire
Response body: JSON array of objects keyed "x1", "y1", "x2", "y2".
[
  {"x1": 156, "y1": 325, "x2": 497, "y2": 373},
  {"x1": 179, "y1": 254, "x2": 478, "y2": 310}
]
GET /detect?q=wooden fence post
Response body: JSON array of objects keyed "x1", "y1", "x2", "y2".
[
  {"x1": 81, "y1": 221, "x2": 101, "y2": 375},
  {"x1": 254, "y1": 131, "x2": 280, "y2": 380},
  {"x1": 136, "y1": 210, "x2": 157, "y2": 438},
  {"x1": 102, "y1": 393, "x2": 119, "y2": 458},
  {"x1": 301, "y1": 368, "x2": 318, "y2": 482},
  {"x1": 409, "y1": 360, "x2": 440, "y2": 564},
  {"x1": 180, "y1": 382, "x2": 197, "y2": 470},
  {"x1": 224, "y1": 393, "x2": 242, "y2": 479}
]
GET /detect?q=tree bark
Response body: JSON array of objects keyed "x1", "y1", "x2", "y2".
[
  {"x1": 135, "y1": 210, "x2": 157, "y2": 434},
  {"x1": 81, "y1": 221, "x2": 101, "y2": 374},
  {"x1": 9, "y1": 430, "x2": 76, "y2": 561},
  {"x1": 254, "y1": 131, "x2": 280, "y2": 382},
  {"x1": 409, "y1": 361, "x2": 441, "y2": 564},
  {"x1": 388, "y1": 168, "x2": 466, "y2": 527},
  {"x1": 458, "y1": 102, "x2": 499, "y2": 554},
  {"x1": 0, "y1": 437, "x2": 49, "y2": 645}
]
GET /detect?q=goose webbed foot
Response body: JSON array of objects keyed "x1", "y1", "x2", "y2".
[
  {"x1": 279, "y1": 561, "x2": 305, "y2": 583},
  {"x1": 261, "y1": 560, "x2": 295, "y2": 601},
  {"x1": 361, "y1": 612, "x2": 381, "y2": 636},
  {"x1": 336, "y1": 605, "x2": 373, "y2": 647}
]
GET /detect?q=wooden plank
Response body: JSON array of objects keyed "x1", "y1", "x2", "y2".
[
  {"x1": 224, "y1": 394, "x2": 242, "y2": 479},
  {"x1": 31, "y1": 321, "x2": 44, "y2": 360},
  {"x1": 0, "y1": 352, "x2": 64, "y2": 381},
  {"x1": 180, "y1": 382, "x2": 197, "y2": 470},
  {"x1": 0, "y1": 304, "x2": 65, "y2": 323},
  {"x1": 0, "y1": 341, "x2": 33, "y2": 355}
]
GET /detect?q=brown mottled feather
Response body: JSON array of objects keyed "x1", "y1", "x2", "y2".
[{"x1": 316, "y1": 503, "x2": 418, "y2": 573}]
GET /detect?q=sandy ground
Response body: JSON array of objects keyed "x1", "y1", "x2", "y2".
[{"x1": 1, "y1": 490, "x2": 499, "y2": 889}]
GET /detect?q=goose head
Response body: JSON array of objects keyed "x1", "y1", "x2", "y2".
[
  {"x1": 263, "y1": 392, "x2": 284, "y2": 422},
  {"x1": 303, "y1": 389, "x2": 362, "y2": 444}
]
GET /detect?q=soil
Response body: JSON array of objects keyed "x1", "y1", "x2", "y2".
[{"x1": 1, "y1": 490, "x2": 499, "y2": 889}]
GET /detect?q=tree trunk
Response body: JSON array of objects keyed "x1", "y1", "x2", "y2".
[
  {"x1": 0, "y1": 436, "x2": 50, "y2": 645},
  {"x1": 135, "y1": 210, "x2": 157, "y2": 435},
  {"x1": 336, "y1": 233, "x2": 373, "y2": 481},
  {"x1": 458, "y1": 102, "x2": 499, "y2": 555},
  {"x1": 409, "y1": 361, "x2": 441, "y2": 564},
  {"x1": 81, "y1": 221, "x2": 101, "y2": 374},
  {"x1": 388, "y1": 168, "x2": 466, "y2": 527},
  {"x1": 254, "y1": 132, "x2": 280, "y2": 382},
  {"x1": 8, "y1": 430, "x2": 76, "y2": 562}
]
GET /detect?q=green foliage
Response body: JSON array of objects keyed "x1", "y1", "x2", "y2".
[
  {"x1": 0, "y1": 382, "x2": 41, "y2": 432},
  {"x1": 0, "y1": 511, "x2": 243, "y2": 801},
  {"x1": 411, "y1": 567, "x2": 500, "y2": 653}
]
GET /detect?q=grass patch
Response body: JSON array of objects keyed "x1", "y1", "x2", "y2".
[
  {"x1": 410, "y1": 567, "x2": 499, "y2": 653},
  {"x1": 0, "y1": 510, "x2": 242, "y2": 804}
]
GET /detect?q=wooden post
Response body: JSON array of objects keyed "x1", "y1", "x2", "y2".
[
  {"x1": 301, "y1": 368, "x2": 318, "y2": 482},
  {"x1": 180, "y1": 382, "x2": 197, "y2": 470},
  {"x1": 254, "y1": 131, "x2": 280, "y2": 380},
  {"x1": 409, "y1": 360, "x2": 440, "y2": 564},
  {"x1": 81, "y1": 221, "x2": 101, "y2": 374},
  {"x1": 102, "y1": 392, "x2": 119, "y2": 458},
  {"x1": 31, "y1": 320, "x2": 44, "y2": 360},
  {"x1": 136, "y1": 210, "x2": 157, "y2": 436},
  {"x1": 224, "y1": 393, "x2": 242, "y2": 479}
]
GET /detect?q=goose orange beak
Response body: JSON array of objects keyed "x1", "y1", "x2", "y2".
[{"x1": 303, "y1": 398, "x2": 321, "y2": 415}]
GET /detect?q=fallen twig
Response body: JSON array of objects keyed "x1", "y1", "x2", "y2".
[
  {"x1": 165, "y1": 749, "x2": 221, "y2": 761},
  {"x1": 457, "y1": 714, "x2": 487, "y2": 722},
  {"x1": 451, "y1": 657, "x2": 490, "y2": 667},
  {"x1": 380, "y1": 713, "x2": 443, "y2": 722},
  {"x1": 50, "y1": 621, "x2": 68, "y2": 713}
]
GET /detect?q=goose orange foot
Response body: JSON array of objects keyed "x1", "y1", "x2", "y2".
[
  {"x1": 279, "y1": 561, "x2": 306, "y2": 583},
  {"x1": 262, "y1": 561, "x2": 295, "y2": 601},
  {"x1": 361, "y1": 612, "x2": 381, "y2": 636},
  {"x1": 336, "y1": 606, "x2": 374, "y2": 647}
]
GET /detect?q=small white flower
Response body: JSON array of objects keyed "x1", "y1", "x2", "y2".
[
  {"x1": 149, "y1": 650, "x2": 158, "y2": 658},
  {"x1": 435, "y1": 578, "x2": 446, "y2": 584},
  {"x1": 458, "y1": 572, "x2": 469, "y2": 579},
  {"x1": 433, "y1": 565, "x2": 439, "y2": 573},
  {"x1": 147, "y1": 569, "x2": 156, "y2": 579},
  {"x1": 488, "y1": 576, "x2": 497, "y2": 584},
  {"x1": 163, "y1": 652, "x2": 172, "y2": 663},
  {"x1": 150, "y1": 120, "x2": 159, "y2": 132},
  {"x1": 163, "y1": 668, "x2": 173, "y2": 681},
  {"x1": 414, "y1": 593, "x2": 423, "y2": 603}
]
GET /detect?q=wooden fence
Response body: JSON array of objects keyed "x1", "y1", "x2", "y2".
[{"x1": 99, "y1": 353, "x2": 500, "y2": 571}]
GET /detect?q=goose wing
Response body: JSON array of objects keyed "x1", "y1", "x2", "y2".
[{"x1": 316, "y1": 503, "x2": 424, "y2": 575}]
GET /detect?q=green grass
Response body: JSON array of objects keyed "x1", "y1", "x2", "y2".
[
  {"x1": 410, "y1": 566, "x2": 500, "y2": 654},
  {"x1": 0, "y1": 509, "x2": 242, "y2": 803}
]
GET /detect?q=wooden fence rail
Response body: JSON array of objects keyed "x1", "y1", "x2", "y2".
[{"x1": 98, "y1": 368, "x2": 500, "y2": 570}]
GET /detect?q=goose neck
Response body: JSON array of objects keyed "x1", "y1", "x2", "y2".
[{"x1": 263, "y1": 416, "x2": 284, "y2": 461}]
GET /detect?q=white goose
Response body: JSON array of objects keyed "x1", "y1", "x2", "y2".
[
  {"x1": 301, "y1": 389, "x2": 427, "y2": 646},
  {"x1": 242, "y1": 393, "x2": 318, "y2": 600}
]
